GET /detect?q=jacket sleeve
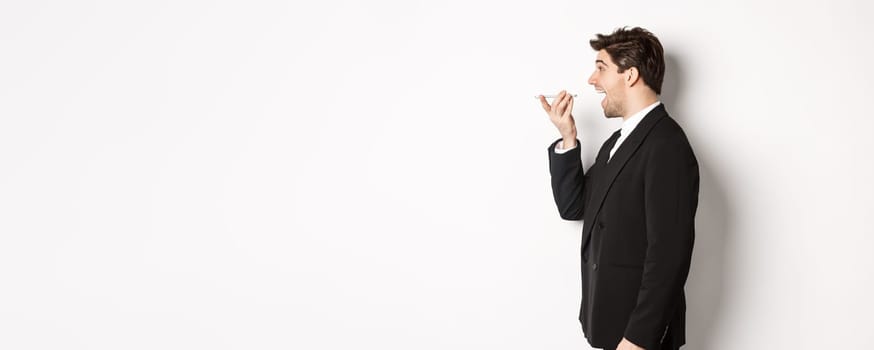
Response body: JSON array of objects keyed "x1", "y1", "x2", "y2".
[
  {"x1": 547, "y1": 138, "x2": 587, "y2": 221},
  {"x1": 623, "y1": 137, "x2": 699, "y2": 350}
]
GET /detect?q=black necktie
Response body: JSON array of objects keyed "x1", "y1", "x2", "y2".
[{"x1": 602, "y1": 130, "x2": 621, "y2": 164}]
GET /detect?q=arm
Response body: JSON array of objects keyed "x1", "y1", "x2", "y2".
[
  {"x1": 548, "y1": 138, "x2": 586, "y2": 220},
  {"x1": 623, "y1": 138, "x2": 699, "y2": 350},
  {"x1": 539, "y1": 90, "x2": 583, "y2": 221}
]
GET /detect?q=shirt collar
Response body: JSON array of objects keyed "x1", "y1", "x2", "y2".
[{"x1": 620, "y1": 100, "x2": 661, "y2": 137}]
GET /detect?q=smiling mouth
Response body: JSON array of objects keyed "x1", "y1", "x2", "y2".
[{"x1": 595, "y1": 88, "x2": 607, "y2": 106}]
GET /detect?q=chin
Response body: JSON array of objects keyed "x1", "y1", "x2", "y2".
[{"x1": 603, "y1": 109, "x2": 622, "y2": 119}]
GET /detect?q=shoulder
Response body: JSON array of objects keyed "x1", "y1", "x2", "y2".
[
  {"x1": 648, "y1": 114, "x2": 686, "y2": 142},
  {"x1": 645, "y1": 114, "x2": 697, "y2": 164}
]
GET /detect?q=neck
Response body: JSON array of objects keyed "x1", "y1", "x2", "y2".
[{"x1": 622, "y1": 94, "x2": 660, "y2": 121}]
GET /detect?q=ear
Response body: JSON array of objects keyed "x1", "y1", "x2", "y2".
[{"x1": 625, "y1": 67, "x2": 641, "y2": 87}]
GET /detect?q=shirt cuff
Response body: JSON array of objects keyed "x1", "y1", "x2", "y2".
[{"x1": 554, "y1": 141, "x2": 578, "y2": 154}]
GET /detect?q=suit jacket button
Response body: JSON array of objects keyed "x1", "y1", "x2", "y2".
[
  {"x1": 598, "y1": 221, "x2": 605, "y2": 229},
  {"x1": 592, "y1": 263, "x2": 598, "y2": 270}
]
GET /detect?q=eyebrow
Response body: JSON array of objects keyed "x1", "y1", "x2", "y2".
[{"x1": 595, "y1": 59, "x2": 607, "y2": 66}]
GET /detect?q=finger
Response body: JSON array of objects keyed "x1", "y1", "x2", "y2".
[
  {"x1": 563, "y1": 95, "x2": 574, "y2": 118},
  {"x1": 539, "y1": 95, "x2": 551, "y2": 112},
  {"x1": 556, "y1": 93, "x2": 570, "y2": 111}
]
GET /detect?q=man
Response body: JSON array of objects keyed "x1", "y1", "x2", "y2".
[{"x1": 539, "y1": 27, "x2": 699, "y2": 350}]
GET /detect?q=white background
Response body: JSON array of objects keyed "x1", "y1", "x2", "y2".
[{"x1": 2, "y1": 0, "x2": 873, "y2": 349}]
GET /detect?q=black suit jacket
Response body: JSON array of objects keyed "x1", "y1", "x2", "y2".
[{"x1": 548, "y1": 104, "x2": 699, "y2": 350}]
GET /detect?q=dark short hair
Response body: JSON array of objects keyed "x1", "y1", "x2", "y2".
[{"x1": 589, "y1": 27, "x2": 665, "y2": 95}]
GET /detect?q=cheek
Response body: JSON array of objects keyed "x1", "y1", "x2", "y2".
[{"x1": 606, "y1": 80, "x2": 623, "y2": 96}]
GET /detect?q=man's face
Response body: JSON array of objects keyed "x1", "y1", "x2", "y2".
[{"x1": 588, "y1": 49, "x2": 626, "y2": 119}]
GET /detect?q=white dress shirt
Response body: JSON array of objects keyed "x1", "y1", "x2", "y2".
[{"x1": 555, "y1": 101, "x2": 662, "y2": 163}]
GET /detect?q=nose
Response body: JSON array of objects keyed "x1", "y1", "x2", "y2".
[{"x1": 587, "y1": 71, "x2": 597, "y2": 86}]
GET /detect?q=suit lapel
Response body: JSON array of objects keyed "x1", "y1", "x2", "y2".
[{"x1": 582, "y1": 104, "x2": 668, "y2": 240}]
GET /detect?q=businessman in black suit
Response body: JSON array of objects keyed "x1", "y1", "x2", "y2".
[{"x1": 538, "y1": 27, "x2": 699, "y2": 350}]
